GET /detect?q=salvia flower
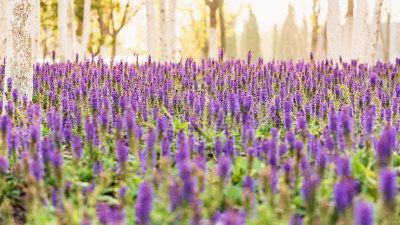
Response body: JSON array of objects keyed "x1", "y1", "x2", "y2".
[
  {"x1": 379, "y1": 168, "x2": 397, "y2": 203},
  {"x1": 136, "y1": 181, "x2": 153, "y2": 225},
  {"x1": 354, "y1": 199, "x2": 374, "y2": 225}
]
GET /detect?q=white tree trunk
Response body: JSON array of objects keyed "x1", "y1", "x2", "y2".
[
  {"x1": 209, "y1": 27, "x2": 218, "y2": 59},
  {"x1": 67, "y1": 0, "x2": 77, "y2": 60},
  {"x1": 5, "y1": 0, "x2": 35, "y2": 100},
  {"x1": 342, "y1": 0, "x2": 353, "y2": 62},
  {"x1": 159, "y1": 0, "x2": 169, "y2": 62},
  {"x1": 351, "y1": 0, "x2": 368, "y2": 62},
  {"x1": 58, "y1": 0, "x2": 69, "y2": 61},
  {"x1": 0, "y1": 0, "x2": 7, "y2": 60},
  {"x1": 78, "y1": 0, "x2": 91, "y2": 60},
  {"x1": 367, "y1": 0, "x2": 384, "y2": 65},
  {"x1": 168, "y1": 0, "x2": 177, "y2": 61},
  {"x1": 327, "y1": 0, "x2": 342, "y2": 62},
  {"x1": 32, "y1": 0, "x2": 40, "y2": 62},
  {"x1": 146, "y1": 0, "x2": 157, "y2": 60}
]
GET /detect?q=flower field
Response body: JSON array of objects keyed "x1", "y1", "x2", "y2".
[{"x1": 0, "y1": 52, "x2": 399, "y2": 225}]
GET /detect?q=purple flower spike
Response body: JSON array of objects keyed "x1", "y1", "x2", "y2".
[
  {"x1": 136, "y1": 181, "x2": 153, "y2": 225},
  {"x1": 290, "y1": 213, "x2": 303, "y2": 225},
  {"x1": 354, "y1": 199, "x2": 374, "y2": 225},
  {"x1": 379, "y1": 168, "x2": 397, "y2": 203},
  {"x1": 72, "y1": 135, "x2": 83, "y2": 159}
]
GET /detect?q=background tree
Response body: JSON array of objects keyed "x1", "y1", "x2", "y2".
[
  {"x1": 342, "y1": 0, "x2": 353, "y2": 61},
  {"x1": 168, "y1": 0, "x2": 177, "y2": 61},
  {"x1": 205, "y1": 0, "x2": 220, "y2": 59},
  {"x1": 58, "y1": 0, "x2": 70, "y2": 61},
  {"x1": 33, "y1": 0, "x2": 41, "y2": 62},
  {"x1": 5, "y1": 0, "x2": 35, "y2": 100},
  {"x1": 219, "y1": 0, "x2": 225, "y2": 51},
  {"x1": 0, "y1": 0, "x2": 7, "y2": 60},
  {"x1": 279, "y1": 5, "x2": 300, "y2": 60},
  {"x1": 327, "y1": 0, "x2": 341, "y2": 61},
  {"x1": 351, "y1": 0, "x2": 368, "y2": 62},
  {"x1": 146, "y1": 0, "x2": 157, "y2": 59},
  {"x1": 381, "y1": 0, "x2": 391, "y2": 62},
  {"x1": 179, "y1": 0, "x2": 208, "y2": 60},
  {"x1": 311, "y1": 0, "x2": 320, "y2": 56},
  {"x1": 367, "y1": 0, "x2": 384, "y2": 65},
  {"x1": 94, "y1": 0, "x2": 143, "y2": 57},
  {"x1": 39, "y1": 0, "x2": 58, "y2": 59},
  {"x1": 160, "y1": 0, "x2": 169, "y2": 62},
  {"x1": 76, "y1": 0, "x2": 92, "y2": 59},
  {"x1": 224, "y1": 4, "x2": 241, "y2": 58},
  {"x1": 241, "y1": 6, "x2": 261, "y2": 60}
]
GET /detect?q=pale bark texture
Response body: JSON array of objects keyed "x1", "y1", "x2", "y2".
[
  {"x1": 206, "y1": 0, "x2": 219, "y2": 59},
  {"x1": 78, "y1": 0, "x2": 91, "y2": 60},
  {"x1": 381, "y1": 0, "x2": 391, "y2": 62},
  {"x1": 5, "y1": 0, "x2": 35, "y2": 100},
  {"x1": 311, "y1": 0, "x2": 320, "y2": 56},
  {"x1": 367, "y1": 0, "x2": 384, "y2": 65},
  {"x1": 58, "y1": 0, "x2": 69, "y2": 61},
  {"x1": 32, "y1": 0, "x2": 40, "y2": 62},
  {"x1": 159, "y1": 0, "x2": 169, "y2": 62},
  {"x1": 342, "y1": 0, "x2": 353, "y2": 62},
  {"x1": 327, "y1": 0, "x2": 342, "y2": 61},
  {"x1": 351, "y1": 0, "x2": 368, "y2": 62},
  {"x1": 67, "y1": 0, "x2": 77, "y2": 59},
  {"x1": 209, "y1": 27, "x2": 218, "y2": 59},
  {"x1": 146, "y1": 0, "x2": 157, "y2": 60},
  {"x1": 168, "y1": 0, "x2": 177, "y2": 61},
  {"x1": 0, "y1": 0, "x2": 7, "y2": 60}
]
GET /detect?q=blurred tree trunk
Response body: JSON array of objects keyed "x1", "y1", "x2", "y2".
[
  {"x1": 33, "y1": 0, "x2": 40, "y2": 62},
  {"x1": 343, "y1": 0, "x2": 353, "y2": 61},
  {"x1": 206, "y1": 0, "x2": 219, "y2": 59},
  {"x1": 146, "y1": 0, "x2": 157, "y2": 60},
  {"x1": 311, "y1": 0, "x2": 320, "y2": 56},
  {"x1": 168, "y1": 0, "x2": 177, "y2": 61},
  {"x1": 78, "y1": 0, "x2": 91, "y2": 60},
  {"x1": 351, "y1": 0, "x2": 368, "y2": 62},
  {"x1": 5, "y1": 0, "x2": 34, "y2": 100},
  {"x1": 219, "y1": 0, "x2": 225, "y2": 51},
  {"x1": 58, "y1": 0, "x2": 69, "y2": 61},
  {"x1": 67, "y1": 0, "x2": 77, "y2": 59},
  {"x1": 0, "y1": 0, "x2": 7, "y2": 60},
  {"x1": 367, "y1": 0, "x2": 384, "y2": 65},
  {"x1": 381, "y1": 0, "x2": 391, "y2": 62},
  {"x1": 160, "y1": 0, "x2": 169, "y2": 62},
  {"x1": 327, "y1": 0, "x2": 341, "y2": 61},
  {"x1": 96, "y1": 4, "x2": 108, "y2": 57}
]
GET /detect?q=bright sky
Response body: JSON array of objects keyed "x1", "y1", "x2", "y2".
[
  {"x1": 121, "y1": 0, "x2": 400, "y2": 54},
  {"x1": 238, "y1": 0, "x2": 400, "y2": 33}
]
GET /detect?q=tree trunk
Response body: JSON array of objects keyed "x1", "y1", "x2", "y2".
[
  {"x1": 112, "y1": 36, "x2": 117, "y2": 58},
  {"x1": 67, "y1": 0, "x2": 77, "y2": 60},
  {"x1": 159, "y1": 0, "x2": 169, "y2": 62},
  {"x1": 79, "y1": 0, "x2": 91, "y2": 60},
  {"x1": 351, "y1": 0, "x2": 368, "y2": 62},
  {"x1": 168, "y1": 0, "x2": 177, "y2": 61},
  {"x1": 5, "y1": 0, "x2": 35, "y2": 100},
  {"x1": 327, "y1": 0, "x2": 342, "y2": 61},
  {"x1": 32, "y1": 0, "x2": 40, "y2": 63},
  {"x1": 311, "y1": 0, "x2": 319, "y2": 56},
  {"x1": 207, "y1": 0, "x2": 219, "y2": 59},
  {"x1": 0, "y1": 0, "x2": 7, "y2": 60},
  {"x1": 146, "y1": 0, "x2": 157, "y2": 60},
  {"x1": 219, "y1": 0, "x2": 225, "y2": 51},
  {"x1": 367, "y1": 0, "x2": 384, "y2": 65},
  {"x1": 382, "y1": 0, "x2": 391, "y2": 62},
  {"x1": 342, "y1": 0, "x2": 353, "y2": 62},
  {"x1": 58, "y1": 0, "x2": 69, "y2": 61}
]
